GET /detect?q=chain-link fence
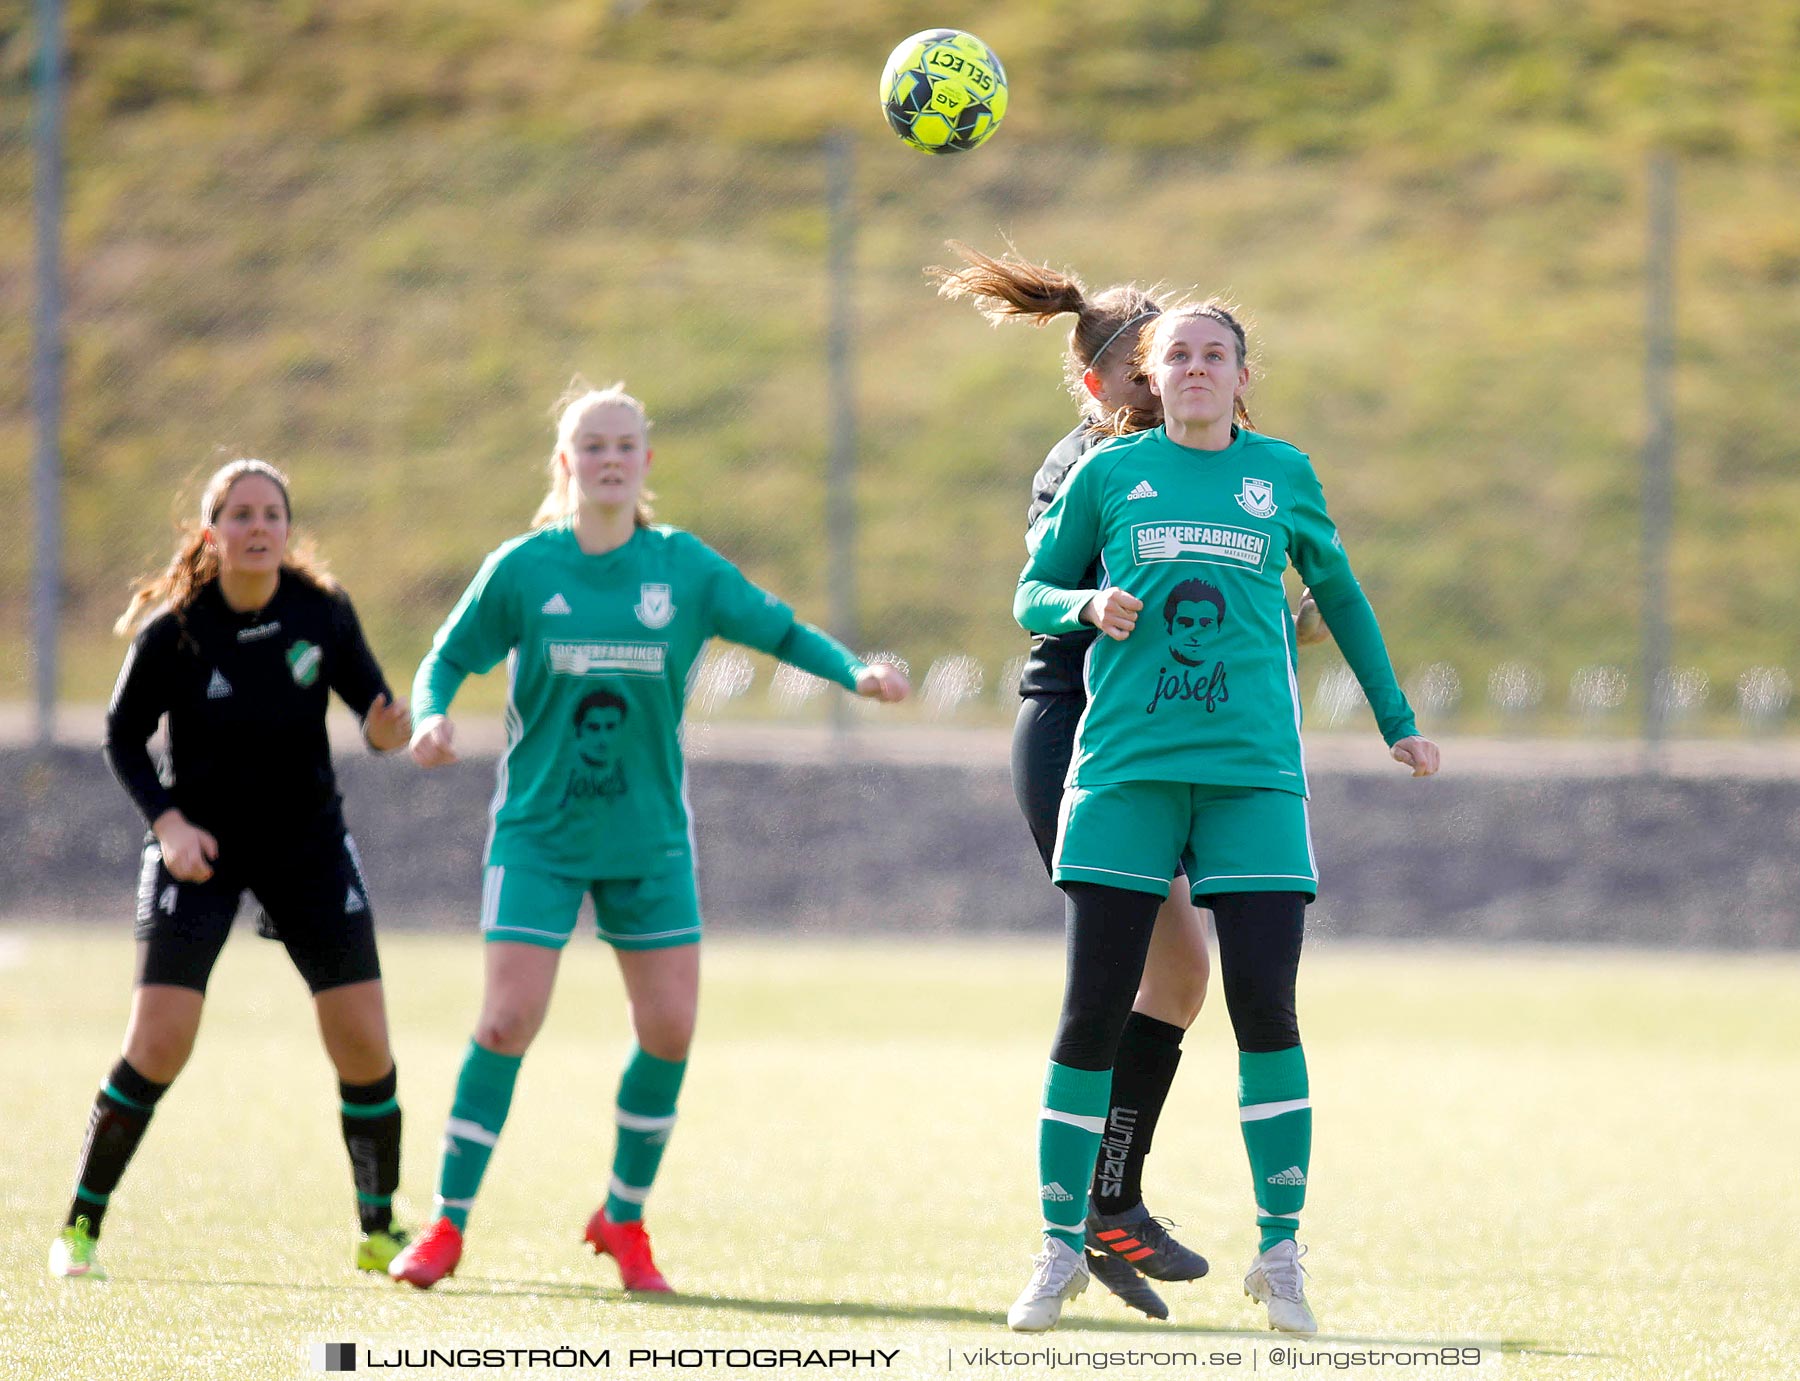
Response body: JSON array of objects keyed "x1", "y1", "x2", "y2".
[{"x1": 3, "y1": 128, "x2": 1798, "y2": 736}]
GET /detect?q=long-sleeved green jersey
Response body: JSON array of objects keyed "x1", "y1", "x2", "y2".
[
  {"x1": 415, "y1": 522, "x2": 864, "y2": 877},
  {"x1": 1016, "y1": 425, "x2": 1417, "y2": 796}
]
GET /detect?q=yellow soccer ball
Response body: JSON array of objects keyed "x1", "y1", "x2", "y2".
[{"x1": 879, "y1": 29, "x2": 1008, "y2": 155}]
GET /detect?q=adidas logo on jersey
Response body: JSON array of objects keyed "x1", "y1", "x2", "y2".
[
  {"x1": 541, "y1": 593, "x2": 572, "y2": 615},
  {"x1": 1040, "y1": 1182, "x2": 1076, "y2": 1203},
  {"x1": 1127, "y1": 480, "x2": 1158, "y2": 501},
  {"x1": 206, "y1": 669, "x2": 233, "y2": 699},
  {"x1": 344, "y1": 886, "x2": 367, "y2": 915},
  {"x1": 1266, "y1": 1165, "x2": 1307, "y2": 1186}
]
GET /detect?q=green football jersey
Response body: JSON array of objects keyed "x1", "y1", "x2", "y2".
[
  {"x1": 1016, "y1": 425, "x2": 1417, "y2": 796},
  {"x1": 415, "y1": 522, "x2": 861, "y2": 877}
]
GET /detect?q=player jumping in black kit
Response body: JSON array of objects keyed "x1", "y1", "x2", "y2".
[{"x1": 48, "y1": 459, "x2": 416, "y2": 1282}]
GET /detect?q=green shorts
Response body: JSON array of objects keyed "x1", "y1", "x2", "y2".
[
  {"x1": 1053, "y1": 781, "x2": 1318, "y2": 902},
  {"x1": 479, "y1": 862, "x2": 702, "y2": 951}
]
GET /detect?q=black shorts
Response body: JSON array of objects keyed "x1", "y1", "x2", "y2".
[
  {"x1": 1013, "y1": 693, "x2": 1187, "y2": 886},
  {"x1": 1012, "y1": 693, "x2": 1083, "y2": 876},
  {"x1": 133, "y1": 830, "x2": 382, "y2": 995}
]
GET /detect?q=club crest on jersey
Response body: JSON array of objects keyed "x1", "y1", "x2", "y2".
[
  {"x1": 286, "y1": 640, "x2": 321, "y2": 687},
  {"x1": 634, "y1": 583, "x2": 675, "y2": 629},
  {"x1": 1235, "y1": 477, "x2": 1277, "y2": 518}
]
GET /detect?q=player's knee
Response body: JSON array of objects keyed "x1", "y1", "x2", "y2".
[
  {"x1": 124, "y1": 1029, "x2": 195, "y2": 1083},
  {"x1": 1174, "y1": 981, "x2": 1208, "y2": 1027},
  {"x1": 637, "y1": 1033, "x2": 692, "y2": 1063},
  {"x1": 474, "y1": 1007, "x2": 543, "y2": 1056},
  {"x1": 1133, "y1": 939, "x2": 1209, "y2": 1027},
  {"x1": 328, "y1": 1031, "x2": 393, "y2": 1083},
  {"x1": 1137, "y1": 971, "x2": 1207, "y2": 1028},
  {"x1": 1231, "y1": 1005, "x2": 1300, "y2": 1053},
  {"x1": 1050, "y1": 994, "x2": 1133, "y2": 1069},
  {"x1": 632, "y1": 1010, "x2": 695, "y2": 1063}
]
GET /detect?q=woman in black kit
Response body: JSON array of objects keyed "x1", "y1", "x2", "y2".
[
  {"x1": 48, "y1": 458, "x2": 415, "y2": 1282},
  {"x1": 933, "y1": 244, "x2": 1327, "y2": 1321}
]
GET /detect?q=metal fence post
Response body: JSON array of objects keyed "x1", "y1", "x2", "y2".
[
  {"x1": 824, "y1": 131, "x2": 859, "y2": 730},
  {"x1": 31, "y1": 0, "x2": 66, "y2": 748},
  {"x1": 1640, "y1": 150, "x2": 1676, "y2": 764}
]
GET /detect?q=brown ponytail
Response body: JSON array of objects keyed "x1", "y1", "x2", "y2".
[
  {"x1": 116, "y1": 458, "x2": 335, "y2": 637},
  {"x1": 928, "y1": 241, "x2": 1163, "y2": 429}
]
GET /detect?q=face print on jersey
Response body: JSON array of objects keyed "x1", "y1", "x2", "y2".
[
  {"x1": 1163, "y1": 579, "x2": 1225, "y2": 668},
  {"x1": 574, "y1": 689, "x2": 626, "y2": 770},
  {"x1": 1147, "y1": 578, "x2": 1230, "y2": 716},
  {"x1": 561, "y1": 687, "x2": 628, "y2": 806}
]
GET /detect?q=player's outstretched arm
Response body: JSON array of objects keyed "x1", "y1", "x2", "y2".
[{"x1": 855, "y1": 661, "x2": 911, "y2": 702}]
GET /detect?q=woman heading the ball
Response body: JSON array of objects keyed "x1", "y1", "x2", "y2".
[
  {"x1": 933, "y1": 244, "x2": 1329, "y2": 1323},
  {"x1": 1005, "y1": 303, "x2": 1439, "y2": 1333},
  {"x1": 386, "y1": 381, "x2": 910, "y2": 1293},
  {"x1": 51, "y1": 459, "x2": 415, "y2": 1282}
]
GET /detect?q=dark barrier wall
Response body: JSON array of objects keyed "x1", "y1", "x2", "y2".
[{"x1": 3, "y1": 744, "x2": 1796, "y2": 948}]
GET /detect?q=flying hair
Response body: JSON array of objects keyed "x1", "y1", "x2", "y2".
[{"x1": 927, "y1": 241, "x2": 1163, "y2": 430}]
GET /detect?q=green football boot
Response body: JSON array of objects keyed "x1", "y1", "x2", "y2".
[
  {"x1": 355, "y1": 1224, "x2": 411, "y2": 1274},
  {"x1": 49, "y1": 1218, "x2": 106, "y2": 1281}
]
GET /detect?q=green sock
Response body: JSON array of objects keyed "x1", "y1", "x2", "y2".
[
  {"x1": 1038, "y1": 1061, "x2": 1112, "y2": 1251},
  {"x1": 1238, "y1": 1045, "x2": 1311, "y2": 1253},
  {"x1": 604, "y1": 1044, "x2": 687, "y2": 1223},
  {"x1": 434, "y1": 1041, "x2": 522, "y2": 1232}
]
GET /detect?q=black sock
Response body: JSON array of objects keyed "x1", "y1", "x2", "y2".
[
  {"x1": 1090, "y1": 1012, "x2": 1184, "y2": 1216},
  {"x1": 339, "y1": 1066, "x2": 402, "y2": 1234},
  {"x1": 67, "y1": 1059, "x2": 170, "y2": 1236}
]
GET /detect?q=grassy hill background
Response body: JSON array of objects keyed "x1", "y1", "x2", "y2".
[{"x1": 1, "y1": 1, "x2": 1797, "y2": 731}]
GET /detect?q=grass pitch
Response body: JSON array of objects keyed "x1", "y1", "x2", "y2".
[{"x1": 2, "y1": 926, "x2": 1796, "y2": 1380}]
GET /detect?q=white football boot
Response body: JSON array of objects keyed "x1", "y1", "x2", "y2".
[
  {"x1": 1007, "y1": 1236, "x2": 1090, "y2": 1332},
  {"x1": 1244, "y1": 1238, "x2": 1316, "y2": 1334}
]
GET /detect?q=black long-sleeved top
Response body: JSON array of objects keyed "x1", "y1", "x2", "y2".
[
  {"x1": 104, "y1": 573, "x2": 391, "y2": 854},
  {"x1": 1018, "y1": 422, "x2": 1103, "y2": 696}
]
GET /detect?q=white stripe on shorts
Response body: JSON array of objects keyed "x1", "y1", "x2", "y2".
[
  {"x1": 344, "y1": 832, "x2": 369, "y2": 891},
  {"x1": 480, "y1": 865, "x2": 505, "y2": 932},
  {"x1": 135, "y1": 843, "x2": 162, "y2": 922},
  {"x1": 1056, "y1": 862, "x2": 1173, "y2": 887},
  {"x1": 596, "y1": 923, "x2": 700, "y2": 945},
  {"x1": 1192, "y1": 872, "x2": 1318, "y2": 888}
]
